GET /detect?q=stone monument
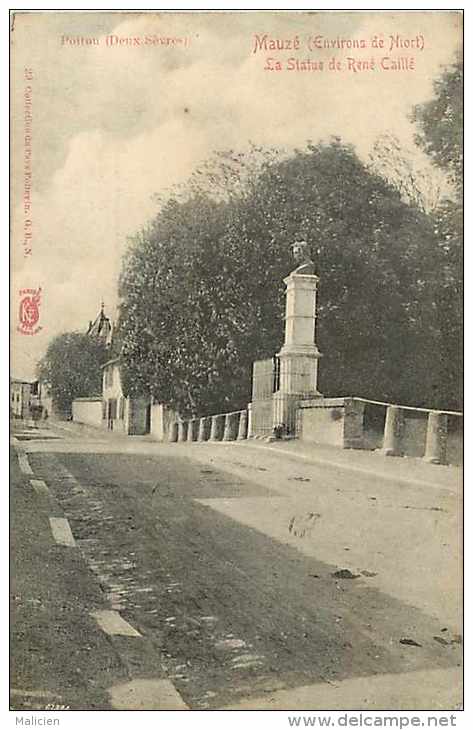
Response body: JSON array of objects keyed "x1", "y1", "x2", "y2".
[{"x1": 272, "y1": 241, "x2": 322, "y2": 435}]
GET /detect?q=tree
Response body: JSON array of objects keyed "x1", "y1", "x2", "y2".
[
  {"x1": 368, "y1": 132, "x2": 445, "y2": 213},
  {"x1": 411, "y1": 60, "x2": 463, "y2": 195},
  {"x1": 37, "y1": 332, "x2": 108, "y2": 418},
  {"x1": 119, "y1": 138, "x2": 449, "y2": 416},
  {"x1": 411, "y1": 59, "x2": 463, "y2": 410}
]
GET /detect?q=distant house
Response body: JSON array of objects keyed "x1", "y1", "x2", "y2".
[
  {"x1": 101, "y1": 357, "x2": 150, "y2": 435},
  {"x1": 10, "y1": 378, "x2": 44, "y2": 419},
  {"x1": 101, "y1": 357, "x2": 126, "y2": 431},
  {"x1": 71, "y1": 301, "x2": 151, "y2": 435},
  {"x1": 72, "y1": 303, "x2": 172, "y2": 437}
]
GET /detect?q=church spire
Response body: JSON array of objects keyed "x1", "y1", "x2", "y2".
[{"x1": 87, "y1": 301, "x2": 113, "y2": 345}]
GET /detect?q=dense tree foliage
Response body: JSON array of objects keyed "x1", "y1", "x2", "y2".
[
  {"x1": 412, "y1": 59, "x2": 463, "y2": 410},
  {"x1": 118, "y1": 136, "x2": 460, "y2": 416},
  {"x1": 37, "y1": 332, "x2": 108, "y2": 417}
]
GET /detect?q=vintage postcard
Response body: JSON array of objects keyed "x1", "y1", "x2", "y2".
[{"x1": 10, "y1": 8, "x2": 463, "y2": 718}]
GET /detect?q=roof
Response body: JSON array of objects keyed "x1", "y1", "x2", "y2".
[{"x1": 87, "y1": 303, "x2": 113, "y2": 344}]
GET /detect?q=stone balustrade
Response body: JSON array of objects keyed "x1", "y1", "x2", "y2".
[
  {"x1": 376, "y1": 400, "x2": 460, "y2": 465},
  {"x1": 169, "y1": 399, "x2": 461, "y2": 467},
  {"x1": 170, "y1": 409, "x2": 249, "y2": 445}
]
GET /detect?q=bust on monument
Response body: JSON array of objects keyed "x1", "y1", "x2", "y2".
[{"x1": 290, "y1": 240, "x2": 316, "y2": 276}]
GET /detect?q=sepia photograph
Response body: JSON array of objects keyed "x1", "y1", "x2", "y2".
[{"x1": 9, "y1": 7, "x2": 463, "y2": 718}]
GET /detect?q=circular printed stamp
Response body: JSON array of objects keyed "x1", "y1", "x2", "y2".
[{"x1": 18, "y1": 287, "x2": 42, "y2": 335}]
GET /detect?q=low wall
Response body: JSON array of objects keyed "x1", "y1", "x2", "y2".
[
  {"x1": 72, "y1": 397, "x2": 103, "y2": 428},
  {"x1": 299, "y1": 397, "x2": 463, "y2": 466},
  {"x1": 363, "y1": 403, "x2": 463, "y2": 466}
]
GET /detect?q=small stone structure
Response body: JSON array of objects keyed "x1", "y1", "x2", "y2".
[
  {"x1": 177, "y1": 419, "x2": 188, "y2": 442},
  {"x1": 168, "y1": 420, "x2": 178, "y2": 443},
  {"x1": 237, "y1": 409, "x2": 248, "y2": 440},
  {"x1": 210, "y1": 414, "x2": 225, "y2": 441},
  {"x1": 223, "y1": 411, "x2": 240, "y2": 441},
  {"x1": 424, "y1": 412, "x2": 449, "y2": 465},
  {"x1": 150, "y1": 402, "x2": 176, "y2": 441},
  {"x1": 297, "y1": 397, "x2": 365, "y2": 449},
  {"x1": 382, "y1": 405, "x2": 405, "y2": 457},
  {"x1": 249, "y1": 357, "x2": 279, "y2": 438},
  {"x1": 187, "y1": 418, "x2": 199, "y2": 442},
  {"x1": 198, "y1": 416, "x2": 212, "y2": 442}
]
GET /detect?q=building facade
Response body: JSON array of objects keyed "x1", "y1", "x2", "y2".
[
  {"x1": 10, "y1": 379, "x2": 44, "y2": 419},
  {"x1": 101, "y1": 358, "x2": 150, "y2": 435},
  {"x1": 102, "y1": 357, "x2": 127, "y2": 432},
  {"x1": 10, "y1": 380, "x2": 32, "y2": 418}
]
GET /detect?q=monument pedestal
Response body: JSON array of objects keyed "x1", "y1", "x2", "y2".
[{"x1": 272, "y1": 272, "x2": 322, "y2": 435}]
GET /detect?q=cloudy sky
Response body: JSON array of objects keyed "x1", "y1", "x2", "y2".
[{"x1": 11, "y1": 10, "x2": 462, "y2": 380}]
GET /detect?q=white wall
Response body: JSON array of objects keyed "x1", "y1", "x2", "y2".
[
  {"x1": 72, "y1": 398, "x2": 103, "y2": 428},
  {"x1": 150, "y1": 403, "x2": 176, "y2": 441}
]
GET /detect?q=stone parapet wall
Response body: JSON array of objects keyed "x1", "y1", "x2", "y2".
[{"x1": 298, "y1": 396, "x2": 463, "y2": 466}]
